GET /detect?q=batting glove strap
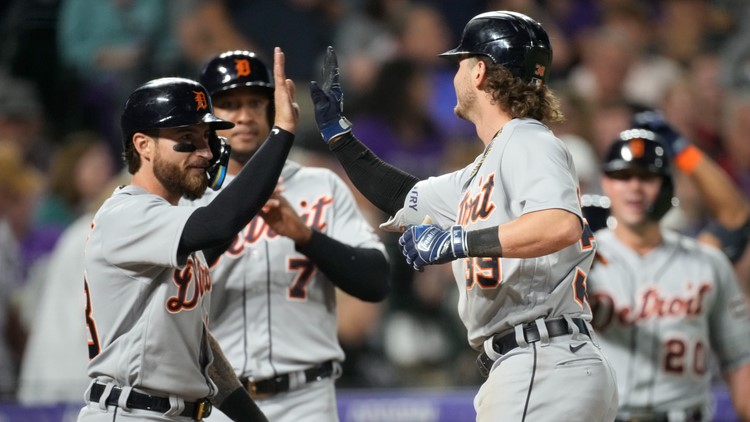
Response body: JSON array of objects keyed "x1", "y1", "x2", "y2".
[
  {"x1": 399, "y1": 224, "x2": 468, "y2": 271},
  {"x1": 320, "y1": 116, "x2": 352, "y2": 143}
]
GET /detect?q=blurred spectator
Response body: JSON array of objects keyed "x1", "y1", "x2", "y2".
[
  {"x1": 602, "y1": 2, "x2": 682, "y2": 108},
  {"x1": 57, "y1": 0, "x2": 184, "y2": 165},
  {"x1": 568, "y1": 26, "x2": 637, "y2": 106},
  {"x1": 174, "y1": 0, "x2": 254, "y2": 74},
  {"x1": 657, "y1": 0, "x2": 735, "y2": 66},
  {"x1": 548, "y1": 85, "x2": 602, "y2": 194},
  {"x1": 33, "y1": 132, "x2": 116, "y2": 231},
  {"x1": 0, "y1": 1, "x2": 72, "y2": 136},
  {"x1": 589, "y1": 100, "x2": 636, "y2": 159},
  {"x1": 721, "y1": 89, "x2": 750, "y2": 197},
  {"x1": 219, "y1": 0, "x2": 343, "y2": 81},
  {"x1": 0, "y1": 75, "x2": 51, "y2": 171},
  {"x1": 17, "y1": 171, "x2": 129, "y2": 405},
  {"x1": 0, "y1": 144, "x2": 43, "y2": 399},
  {"x1": 382, "y1": 264, "x2": 476, "y2": 387},
  {"x1": 351, "y1": 57, "x2": 447, "y2": 179},
  {"x1": 334, "y1": 0, "x2": 403, "y2": 99},
  {"x1": 394, "y1": 2, "x2": 475, "y2": 142}
]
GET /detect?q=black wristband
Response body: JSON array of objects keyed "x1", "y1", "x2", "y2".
[
  {"x1": 466, "y1": 227, "x2": 502, "y2": 257},
  {"x1": 704, "y1": 218, "x2": 750, "y2": 263},
  {"x1": 218, "y1": 387, "x2": 268, "y2": 422}
]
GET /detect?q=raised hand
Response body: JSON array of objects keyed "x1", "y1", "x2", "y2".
[
  {"x1": 273, "y1": 47, "x2": 300, "y2": 134},
  {"x1": 399, "y1": 224, "x2": 468, "y2": 271},
  {"x1": 631, "y1": 110, "x2": 688, "y2": 158},
  {"x1": 309, "y1": 46, "x2": 352, "y2": 143}
]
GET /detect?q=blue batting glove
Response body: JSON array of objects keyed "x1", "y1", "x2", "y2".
[
  {"x1": 399, "y1": 224, "x2": 468, "y2": 271},
  {"x1": 631, "y1": 110, "x2": 688, "y2": 158},
  {"x1": 309, "y1": 46, "x2": 352, "y2": 143}
]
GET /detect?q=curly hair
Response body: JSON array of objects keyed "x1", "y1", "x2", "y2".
[{"x1": 478, "y1": 58, "x2": 564, "y2": 125}]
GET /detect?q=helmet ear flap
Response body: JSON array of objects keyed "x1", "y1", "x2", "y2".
[
  {"x1": 648, "y1": 176, "x2": 675, "y2": 221},
  {"x1": 207, "y1": 132, "x2": 231, "y2": 190}
]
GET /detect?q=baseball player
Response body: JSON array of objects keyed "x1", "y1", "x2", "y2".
[
  {"x1": 631, "y1": 111, "x2": 750, "y2": 266},
  {"x1": 187, "y1": 51, "x2": 389, "y2": 422},
  {"x1": 586, "y1": 130, "x2": 750, "y2": 422},
  {"x1": 79, "y1": 48, "x2": 298, "y2": 422},
  {"x1": 310, "y1": 11, "x2": 618, "y2": 422}
]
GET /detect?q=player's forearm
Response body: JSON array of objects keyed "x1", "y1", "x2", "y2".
[
  {"x1": 296, "y1": 230, "x2": 390, "y2": 302},
  {"x1": 497, "y1": 209, "x2": 582, "y2": 258},
  {"x1": 178, "y1": 128, "x2": 293, "y2": 255},
  {"x1": 207, "y1": 332, "x2": 269, "y2": 422},
  {"x1": 329, "y1": 133, "x2": 420, "y2": 215},
  {"x1": 688, "y1": 154, "x2": 750, "y2": 228}
]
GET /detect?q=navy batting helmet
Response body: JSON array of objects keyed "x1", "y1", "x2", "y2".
[
  {"x1": 439, "y1": 11, "x2": 552, "y2": 86},
  {"x1": 121, "y1": 77, "x2": 234, "y2": 147},
  {"x1": 603, "y1": 129, "x2": 675, "y2": 220},
  {"x1": 199, "y1": 51, "x2": 274, "y2": 97}
]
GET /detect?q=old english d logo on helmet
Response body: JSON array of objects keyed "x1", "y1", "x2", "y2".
[
  {"x1": 235, "y1": 59, "x2": 252, "y2": 77},
  {"x1": 629, "y1": 138, "x2": 645, "y2": 158},
  {"x1": 200, "y1": 51, "x2": 274, "y2": 96},
  {"x1": 193, "y1": 91, "x2": 208, "y2": 110}
]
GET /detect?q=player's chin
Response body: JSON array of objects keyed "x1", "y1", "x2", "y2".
[{"x1": 182, "y1": 172, "x2": 209, "y2": 200}]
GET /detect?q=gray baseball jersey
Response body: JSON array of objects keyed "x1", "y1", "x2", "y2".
[
  {"x1": 84, "y1": 185, "x2": 216, "y2": 400},
  {"x1": 588, "y1": 228, "x2": 750, "y2": 413},
  {"x1": 189, "y1": 161, "x2": 384, "y2": 379},
  {"x1": 382, "y1": 118, "x2": 595, "y2": 349}
]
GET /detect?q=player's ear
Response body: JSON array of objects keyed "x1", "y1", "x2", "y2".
[
  {"x1": 133, "y1": 132, "x2": 154, "y2": 161},
  {"x1": 473, "y1": 58, "x2": 487, "y2": 88}
]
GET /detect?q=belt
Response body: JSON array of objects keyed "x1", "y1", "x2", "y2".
[
  {"x1": 242, "y1": 360, "x2": 335, "y2": 399},
  {"x1": 476, "y1": 317, "x2": 590, "y2": 377},
  {"x1": 616, "y1": 406, "x2": 703, "y2": 422},
  {"x1": 89, "y1": 383, "x2": 211, "y2": 420}
]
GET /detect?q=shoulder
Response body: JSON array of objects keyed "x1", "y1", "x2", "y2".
[
  {"x1": 663, "y1": 229, "x2": 733, "y2": 268},
  {"x1": 503, "y1": 118, "x2": 567, "y2": 152}
]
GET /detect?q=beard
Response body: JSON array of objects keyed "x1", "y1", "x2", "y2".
[
  {"x1": 454, "y1": 84, "x2": 477, "y2": 122},
  {"x1": 153, "y1": 151, "x2": 208, "y2": 200}
]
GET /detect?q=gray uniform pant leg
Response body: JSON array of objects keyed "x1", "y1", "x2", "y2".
[{"x1": 474, "y1": 333, "x2": 618, "y2": 422}]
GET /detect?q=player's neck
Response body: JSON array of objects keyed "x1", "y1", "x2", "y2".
[
  {"x1": 475, "y1": 111, "x2": 511, "y2": 146},
  {"x1": 613, "y1": 222, "x2": 662, "y2": 255},
  {"x1": 131, "y1": 172, "x2": 180, "y2": 205}
]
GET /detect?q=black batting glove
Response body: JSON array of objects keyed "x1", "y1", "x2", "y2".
[{"x1": 309, "y1": 46, "x2": 352, "y2": 143}]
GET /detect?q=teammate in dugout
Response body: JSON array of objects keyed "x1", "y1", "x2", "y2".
[
  {"x1": 79, "y1": 47, "x2": 299, "y2": 422},
  {"x1": 586, "y1": 130, "x2": 750, "y2": 421},
  {"x1": 310, "y1": 11, "x2": 618, "y2": 422},
  {"x1": 187, "y1": 51, "x2": 389, "y2": 422}
]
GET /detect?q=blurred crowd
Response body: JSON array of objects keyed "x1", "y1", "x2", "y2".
[{"x1": 2, "y1": 0, "x2": 750, "y2": 405}]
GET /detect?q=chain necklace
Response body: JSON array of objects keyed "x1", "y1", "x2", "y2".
[{"x1": 467, "y1": 127, "x2": 502, "y2": 180}]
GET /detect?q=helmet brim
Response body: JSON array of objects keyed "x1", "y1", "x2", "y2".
[{"x1": 203, "y1": 113, "x2": 235, "y2": 130}]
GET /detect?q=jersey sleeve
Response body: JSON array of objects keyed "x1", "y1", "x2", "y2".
[
  {"x1": 500, "y1": 122, "x2": 582, "y2": 218},
  {"x1": 707, "y1": 246, "x2": 750, "y2": 373},
  {"x1": 380, "y1": 169, "x2": 466, "y2": 231},
  {"x1": 98, "y1": 192, "x2": 196, "y2": 269}
]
